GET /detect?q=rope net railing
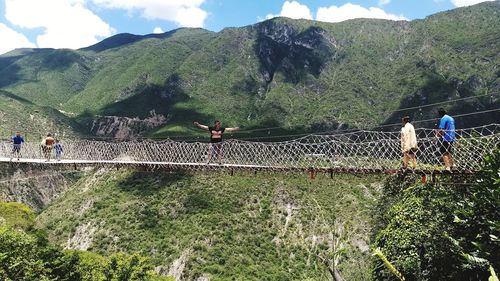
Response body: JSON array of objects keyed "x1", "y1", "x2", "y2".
[{"x1": 1, "y1": 124, "x2": 498, "y2": 172}]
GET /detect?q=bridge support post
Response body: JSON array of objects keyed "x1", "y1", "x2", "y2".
[
  {"x1": 421, "y1": 174, "x2": 427, "y2": 184},
  {"x1": 308, "y1": 168, "x2": 316, "y2": 180}
]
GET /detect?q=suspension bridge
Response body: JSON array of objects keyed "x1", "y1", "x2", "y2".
[{"x1": 1, "y1": 124, "x2": 498, "y2": 175}]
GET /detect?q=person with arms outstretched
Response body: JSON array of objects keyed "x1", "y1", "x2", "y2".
[
  {"x1": 11, "y1": 131, "x2": 25, "y2": 160},
  {"x1": 193, "y1": 120, "x2": 240, "y2": 164},
  {"x1": 400, "y1": 116, "x2": 417, "y2": 169},
  {"x1": 436, "y1": 108, "x2": 456, "y2": 171}
]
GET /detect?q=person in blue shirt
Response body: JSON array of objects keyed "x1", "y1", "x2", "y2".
[
  {"x1": 11, "y1": 131, "x2": 25, "y2": 160},
  {"x1": 436, "y1": 108, "x2": 455, "y2": 171},
  {"x1": 54, "y1": 139, "x2": 63, "y2": 161}
]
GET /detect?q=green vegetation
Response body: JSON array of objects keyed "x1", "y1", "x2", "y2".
[
  {"x1": 0, "y1": 90, "x2": 83, "y2": 140},
  {"x1": 1, "y1": 150, "x2": 498, "y2": 280},
  {"x1": 372, "y1": 149, "x2": 500, "y2": 280},
  {"x1": 0, "y1": 2, "x2": 498, "y2": 139},
  {"x1": 0, "y1": 202, "x2": 36, "y2": 229},
  {"x1": 34, "y1": 171, "x2": 384, "y2": 280},
  {"x1": 0, "y1": 2, "x2": 498, "y2": 280},
  {"x1": 0, "y1": 202, "x2": 171, "y2": 281}
]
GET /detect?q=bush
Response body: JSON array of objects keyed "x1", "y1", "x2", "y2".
[
  {"x1": 372, "y1": 149, "x2": 500, "y2": 280},
  {"x1": 0, "y1": 202, "x2": 36, "y2": 230},
  {"x1": 0, "y1": 202, "x2": 170, "y2": 280}
]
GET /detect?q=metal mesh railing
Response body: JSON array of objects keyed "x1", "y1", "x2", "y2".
[{"x1": 1, "y1": 124, "x2": 498, "y2": 171}]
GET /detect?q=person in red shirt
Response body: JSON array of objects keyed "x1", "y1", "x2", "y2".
[
  {"x1": 42, "y1": 133, "x2": 55, "y2": 161},
  {"x1": 193, "y1": 120, "x2": 240, "y2": 164}
]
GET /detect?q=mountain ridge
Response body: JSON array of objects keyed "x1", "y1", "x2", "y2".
[{"x1": 0, "y1": 1, "x2": 498, "y2": 139}]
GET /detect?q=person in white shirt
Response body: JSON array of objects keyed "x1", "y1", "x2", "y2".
[{"x1": 400, "y1": 116, "x2": 417, "y2": 169}]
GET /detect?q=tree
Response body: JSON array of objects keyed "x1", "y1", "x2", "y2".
[{"x1": 372, "y1": 149, "x2": 500, "y2": 280}]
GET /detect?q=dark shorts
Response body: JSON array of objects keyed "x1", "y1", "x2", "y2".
[
  {"x1": 439, "y1": 141, "x2": 453, "y2": 155},
  {"x1": 405, "y1": 147, "x2": 417, "y2": 155},
  {"x1": 210, "y1": 142, "x2": 223, "y2": 155},
  {"x1": 12, "y1": 144, "x2": 21, "y2": 153},
  {"x1": 404, "y1": 147, "x2": 418, "y2": 155}
]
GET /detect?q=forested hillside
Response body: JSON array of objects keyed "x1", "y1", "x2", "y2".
[
  {"x1": 0, "y1": 2, "x2": 498, "y2": 139},
  {"x1": 0, "y1": 2, "x2": 499, "y2": 280},
  {"x1": 1, "y1": 149, "x2": 498, "y2": 280},
  {"x1": 1, "y1": 166, "x2": 384, "y2": 280}
]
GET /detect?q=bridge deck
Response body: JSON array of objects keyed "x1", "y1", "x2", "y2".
[
  {"x1": 0, "y1": 157, "x2": 475, "y2": 175},
  {"x1": 1, "y1": 125, "x2": 497, "y2": 174}
]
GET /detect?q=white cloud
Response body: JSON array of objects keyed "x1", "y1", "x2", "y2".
[
  {"x1": 316, "y1": 3, "x2": 407, "y2": 23},
  {"x1": 280, "y1": 1, "x2": 313, "y2": 20},
  {"x1": 5, "y1": 0, "x2": 113, "y2": 50},
  {"x1": 264, "y1": 14, "x2": 275, "y2": 20},
  {"x1": 153, "y1": 27, "x2": 164, "y2": 34},
  {"x1": 450, "y1": 0, "x2": 494, "y2": 7},
  {"x1": 378, "y1": 0, "x2": 391, "y2": 6},
  {"x1": 91, "y1": 0, "x2": 208, "y2": 27},
  {"x1": 0, "y1": 23, "x2": 36, "y2": 55},
  {"x1": 266, "y1": 1, "x2": 313, "y2": 20}
]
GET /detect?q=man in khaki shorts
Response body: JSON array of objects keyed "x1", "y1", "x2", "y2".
[{"x1": 400, "y1": 116, "x2": 417, "y2": 169}]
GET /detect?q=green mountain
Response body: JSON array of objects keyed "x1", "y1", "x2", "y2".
[
  {"x1": 3, "y1": 165, "x2": 383, "y2": 280},
  {"x1": 0, "y1": 2, "x2": 499, "y2": 139},
  {"x1": 2, "y1": 150, "x2": 498, "y2": 280},
  {"x1": 1, "y1": 4, "x2": 499, "y2": 279},
  {"x1": 0, "y1": 90, "x2": 83, "y2": 141}
]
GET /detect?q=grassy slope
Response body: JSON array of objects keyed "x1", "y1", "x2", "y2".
[
  {"x1": 0, "y1": 202, "x2": 36, "y2": 229},
  {"x1": 36, "y1": 169, "x2": 385, "y2": 280},
  {"x1": 0, "y1": 90, "x2": 83, "y2": 140}
]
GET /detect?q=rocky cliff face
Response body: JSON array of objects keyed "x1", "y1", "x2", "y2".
[
  {"x1": 255, "y1": 21, "x2": 336, "y2": 83},
  {"x1": 0, "y1": 163, "x2": 83, "y2": 211},
  {"x1": 90, "y1": 111, "x2": 167, "y2": 140}
]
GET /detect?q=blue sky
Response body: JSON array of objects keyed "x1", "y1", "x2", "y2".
[{"x1": 0, "y1": 0, "x2": 493, "y2": 55}]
